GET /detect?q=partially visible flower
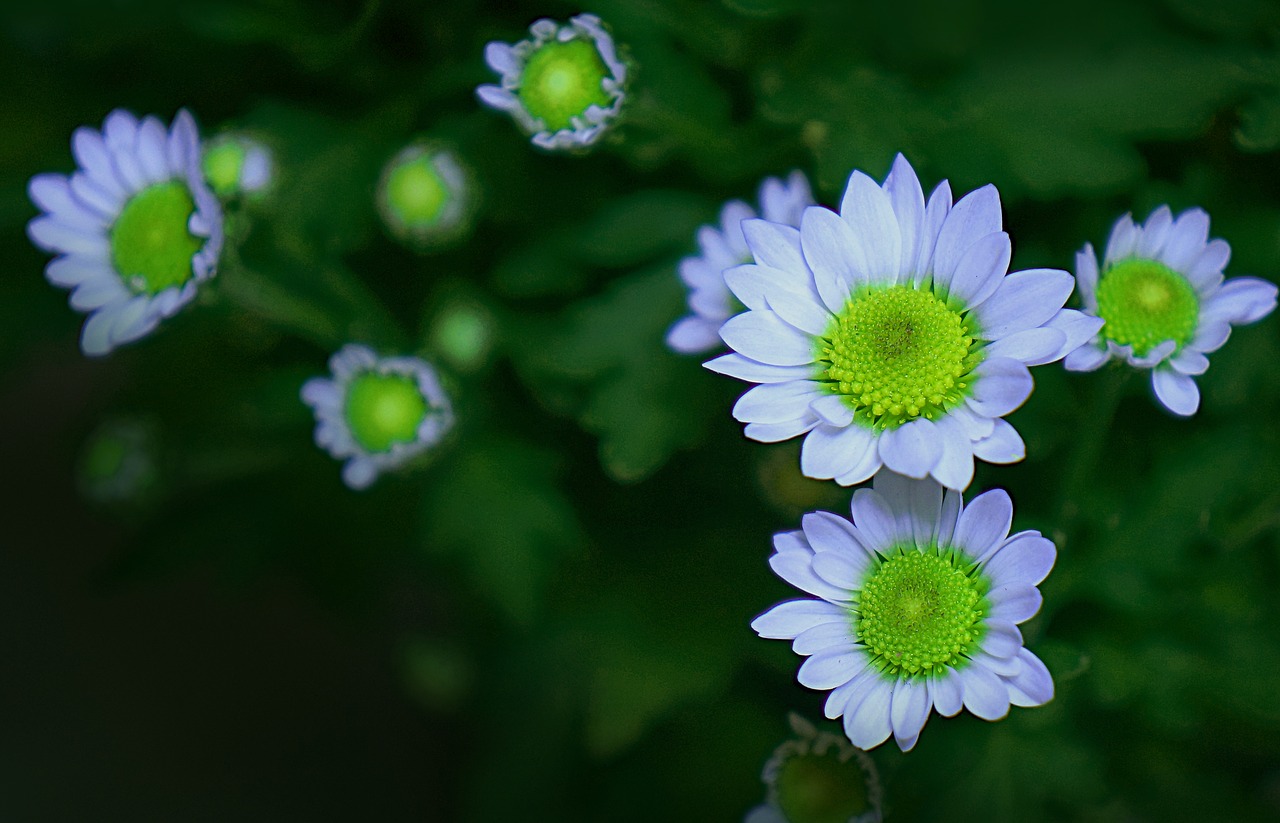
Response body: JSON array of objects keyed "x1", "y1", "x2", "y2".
[
  {"x1": 78, "y1": 417, "x2": 160, "y2": 504},
  {"x1": 376, "y1": 142, "x2": 475, "y2": 250},
  {"x1": 706, "y1": 154, "x2": 1101, "y2": 490},
  {"x1": 752, "y1": 472, "x2": 1056, "y2": 752},
  {"x1": 301, "y1": 344, "x2": 454, "y2": 490},
  {"x1": 476, "y1": 13, "x2": 628, "y2": 151},
  {"x1": 745, "y1": 713, "x2": 882, "y2": 823},
  {"x1": 27, "y1": 109, "x2": 223, "y2": 356},
  {"x1": 430, "y1": 298, "x2": 495, "y2": 373},
  {"x1": 668, "y1": 171, "x2": 814, "y2": 354},
  {"x1": 202, "y1": 132, "x2": 275, "y2": 200},
  {"x1": 1064, "y1": 206, "x2": 1278, "y2": 416}
]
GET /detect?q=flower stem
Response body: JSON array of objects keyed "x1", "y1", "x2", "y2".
[{"x1": 1057, "y1": 366, "x2": 1131, "y2": 526}]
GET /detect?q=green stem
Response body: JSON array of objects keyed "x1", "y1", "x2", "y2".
[{"x1": 1057, "y1": 366, "x2": 1131, "y2": 525}]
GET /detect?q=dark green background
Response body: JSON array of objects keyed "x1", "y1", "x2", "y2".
[{"x1": 3, "y1": 0, "x2": 1280, "y2": 820}]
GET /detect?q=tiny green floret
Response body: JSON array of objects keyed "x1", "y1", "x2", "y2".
[
  {"x1": 517, "y1": 38, "x2": 613, "y2": 132},
  {"x1": 1095, "y1": 258, "x2": 1199, "y2": 355},
  {"x1": 385, "y1": 158, "x2": 449, "y2": 227},
  {"x1": 344, "y1": 372, "x2": 429, "y2": 454},
  {"x1": 775, "y1": 746, "x2": 875, "y2": 823},
  {"x1": 855, "y1": 546, "x2": 988, "y2": 679},
  {"x1": 110, "y1": 181, "x2": 201, "y2": 295},
  {"x1": 818, "y1": 285, "x2": 980, "y2": 430},
  {"x1": 203, "y1": 140, "x2": 246, "y2": 198}
]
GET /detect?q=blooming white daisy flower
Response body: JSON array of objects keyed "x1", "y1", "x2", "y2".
[
  {"x1": 27, "y1": 109, "x2": 224, "y2": 356},
  {"x1": 301, "y1": 344, "x2": 455, "y2": 490},
  {"x1": 376, "y1": 142, "x2": 474, "y2": 249},
  {"x1": 1063, "y1": 206, "x2": 1278, "y2": 416},
  {"x1": 202, "y1": 132, "x2": 274, "y2": 200},
  {"x1": 667, "y1": 171, "x2": 815, "y2": 354},
  {"x1": 705, "y1": 154, "x2": 1102, "y2": 491},
  {"x1": 744, "y1": 713, "x2": 882, "y2": 823},
  {"x1": 476, "y1": 13, "x2": 628, "y2": 151},
  {"x1": 751, "y1": 472, "x2": 1056, "y2": 752}
]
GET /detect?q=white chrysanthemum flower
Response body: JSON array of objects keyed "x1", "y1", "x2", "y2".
[
  {"x1": 202, "y1": 132, "x2": 274, "y2": 200},
  {"x1": 705, "y1": 154, "x2": 1102, "y2": 491},
  {"x1": 376, "y1": 142, "x2": 474, "y2": 249},
  {"x1": 476, "y1": 13, "x2": 628, "y2": 151},
  {"x1": 744, "y1": 713, "x2": 882, "y2": 823},
  {"x1": 27, "y1": 109, "x2": 224, "y2": 357},
  {"x1": 751, "y1": 473, "x2": 1056, "y2": 753},
  {"x1": 1063, "y1": 206, "x2": 1278, "y2": 416},
  {"x1": 301, "y1": 344, "x2": 455, "y2": 490},
  {"x1": 668, "y1": 171, "x2": 815, "y2": 354}
]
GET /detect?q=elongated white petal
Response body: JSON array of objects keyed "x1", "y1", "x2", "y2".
[
  {"x1": 752, "y1": 599, "x2": 848, "y2": 639},
  {"x1": 954, "y1": 488, "x2": 1013, "y2": 561},
  {"x1": 1152, "y1": 368, "x2": 1200, "y2": 416},
  {"x1": 720, "y1": 310, "x2": 817, "y2": 366},
  {"x1": 878, "y1": 417, "x2": 941, "y2": 478},
  {"x1": 890, "y1": 678, "x2": 931, "y2": 751}
]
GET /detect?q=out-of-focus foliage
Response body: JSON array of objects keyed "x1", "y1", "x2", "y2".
[{"x1": 4, "y1": 0, "x2": 1280, "y2": 820}]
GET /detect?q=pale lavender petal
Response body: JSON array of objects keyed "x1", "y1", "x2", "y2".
[{"x1": 1152, "y1": 367, "x2": 1200, "y2": 416}]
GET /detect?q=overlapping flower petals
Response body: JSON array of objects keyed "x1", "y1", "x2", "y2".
[
  {"x1": 1065, "y1": 205, "x2": 1278, "y2": 416},
  {"x1": 707, "y1": 154, "x2": 1100, "y2": 490},
  {"x1": 750, "y1": 473, "x2": 1056, "y2": 752}
]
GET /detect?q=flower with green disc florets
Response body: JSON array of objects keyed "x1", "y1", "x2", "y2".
[
  {"x1": 705, "y1": 154, "x2": 1101, "y2": 491},
  {"x1": 301, "y1": 344, "x2": 455, "y2": 490},
  {"x1": 751, "y1": 473, "x2": 1056, "y2": 752},
  {"x1": 1064, "y1": 206, "x2": 1277, "y2": 416},
  {"x1": 27, "y1": 109, "x2": 223, "y2": 356},
  {"x1": 476, "y1": 13, "x2": 628, "y2": 151}
]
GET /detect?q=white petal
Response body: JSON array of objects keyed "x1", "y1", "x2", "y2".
[
  {"x1": 800, "y1": 206, "x2": 859, "y2": 310},
  {"x1": 798, "y1": 646, "x2": 866, "y2": 690},
  {"x1": 984, "y1": 530, "x2": 1056, "y2": 588},
  {"x1": 168, "y1": 109, "x2": 199, "y2": 175},
  {"x1": 735, "y1": 381, "x2": 824, "y2": 423},
  {"x1": 973, "y1": 268, "x2": 1074, "y2": 339},
  {"x1": 341, "y1": 458, "x2": 377, "y2": 490},
  {"x1": 953, "y1": 488, "x2": 1013, "y2": 560},
  {"x1": 905, "y1": 473, "x2": 944, "y2": 547},
  {"x1": 959, "y1": 662, "x2": 1011, "y2": 720},
  {"x1": 801, "y1": 423, "x2": 875, "y2": 480},
  {"x1": 752, "y1": 599, "x2": 848, "y2": 639},
  {"x1": 890, "y1": 678, "x2": 931, "y2": 751},
  {"x1": 720, "y1": 310, "x2": 817, "y2": 366},
  {"x1": 69, "y1": 172, "x2": 123, "y2": 217},
  {"x1": 832, "y1": 444, "x2": 883, "y2": 488},
  {"x1": 771, "y1": 552, "x2": 852, "y2": 603},
  {"x1": 46, "y1": 255, "x2": 112, "y2": 288},
  {"x1": 476, "y1": 84, "x2": 519, "y2": 110},
  {"x1": 72, "y1": 126, "x2": 126, "y2": 197},
  {"x1": 878, "y1": 418, "x2": 941, "y2": 478},
  {"x1": 484, "y1": 41, "x2": 519, "y2": 74},
  {"x1": 793, "y1": 621, "x2": 858, "y2": 655},
  {"x1": 988, "y1": 585, "x2": 1043, "y2": 623},
  {"x1": 971, "y1": 419, "x2": 1025, "y2": 465},
  {"x1": 932, "y1": 184, "x2": 1001, "y2": 288},
  {"x1": 69, "y1": 277, "x2": 128, "y2": 310},
  {"x1": 937, "y1": 487, "x2": 963, "y2": 547},
  {"x1": 27, "y1": 216, "x2": 108, "y2": 257},
  {"x1": 1075, "y1": 243, "x2": 1099, "y2": 310},
  {"x1": 1104, "y1": 213, "x2": 1138, "y2": 265},
  {"x1": 136, "y1": 116, "x2": 171, "y2": 183},
  {"x1": 968, "y1": 357, "x2": 1033, "y2": 419},
  {"x1": 930, "y1": 415, "x2": 975, "y2": 491},
  {"x1": 1190, "y1": 321, "x2": 1231, "y2": 353},
  {"x1": 724, "y1": 262, "x2": 817, "y2": 313},
  {"x1": 811, "y1": 394, "x2": 855, "y2": 427},
  {"x1": 1201, "y1": 277, "x2": 1278, "y2": 325},
  {"x1": 843, "y1": 677, "x2": 894, "y2": 749},
  {"x1": 919, "y1": 180, "x2": 953, "y2": 278},
  {"x1": 704, "y1": 353, "x2": 814, "y2": 384},
  {"x1": 839, "y1": 170, "x2": 901, "y2": 283},
  {"x1": 945, "y1": 231, "x2": 1010, "y2": 308},
  {"x1": 742, "y1": 218, "x2": 806, "y2": 272},
  {"x1": 80, "y1": 307, "x2": 117, "y2": 356},
  {"x1": 1135, "y1": 205, "x2": 1174, "y2": 258},
  {"x1": 1170, "y1": 348, "x2": 1209, "y2": 376},
  {"x1": 768, "y1": 287, "x2": 832, "y2": 336},
  {"x1": 744, "y1": 417, "x2": 821, "y2": 443},
  {"x1": 1005, "y1": 648, "x2": 1054, "y2": 707},
  {"x1": 850, "y1": 487, "x2": 901, "y2": 551},
  {"x1": 1042, "y1": 309, "x2": 1105, "y2": 365},
  {"x1": 982, "y1": 327, "x2": 1067, "y2": 367},
  {"x1": 981, "y1": 621, "x2": 1024, "y2": 659},
  {"x1": 931, "y1": 670, "x2": 963, "y2": 716},
  {"x1": 825, "y1": 670, "x2": 874, "y2": 720},
  {"x1": 1186, "y1": 238, "x2": 1230, "y2": 290},
  {"x1": 1063, "y1": 342, "x2": 1108, "y2": 372},
  {"x1": 667, "y1": 316, "x2": 721, "y2": 354},
  {"x1": 1152, "y1": 368, "x2": 1200, "y2": 416},
  {"x1": 1160, "y1": 208, "x2": 1210, "y2": 271},
  {"x1": 883, "y1": 154, "x2": 926, "y2": 276},
  {"x1": 811, "y1": 548, "x2": 871, "y2": 591}
]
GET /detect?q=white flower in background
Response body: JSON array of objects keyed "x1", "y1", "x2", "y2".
[
  {"x1": 301, "y1": 344, "x2": 455, "y2": 490},
  {"x1": 1064, "y1": 206, "x2": 1278, "y2": 416},
  {"x1": 27, "y1": 109, "x2": 223, "y2": 356},
  {"x1": 78, "y1": 417, "x2": 160, "y2": 504},
  {"x1": 202, "y1": 132, "x2": 274, "y2": 200},
  {"x1": 744, "y1": 713, "x2": 882, "y2": 823},
  {"x1": 751, "y1": 473, "x2": 1056, "y2": 752},
  {"x1": 668, "y1": 171, "x2": 815, "y2": 354},
  {"x1": 376, "y1": 142, "x2": 474, "y2": 249},
  {"x1": 476, "y1": 13, "x2": 628, "y2": 151},
  {"x1": 705, "y1": 154, "x2": 1101, "y2": 491}
]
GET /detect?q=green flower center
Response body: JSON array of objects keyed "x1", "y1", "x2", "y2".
[
  {"x1": 344, "y1": 372, "x2": 428, "y2": 453},
  {"x1": 385, "y1": 157, "x2": 449, "y2": 227},
  {"x1": 818, "y1": 285, "x2": 981, "y2": 430},
  {"x1": 1095, "y1": 258, "x2": 1199, "y2": 356},
  {"x1": 110, "y1": 181, "x2": 202, "y2": 295},
  {"x1": 517, "y1": 38, "x2": 613, "y2": 132},
  {"x1": 775, "y1": 749, "x2": 875, "y2": 823},
  {"x1": 855, "y1": 547, "x2": 988, "y2": 679},
  {"x1": 203, "y1": 141, "x2": 246, "y2": 198}
]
